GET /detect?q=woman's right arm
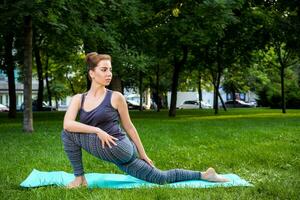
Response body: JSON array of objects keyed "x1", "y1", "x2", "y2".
[
  {"x1": 63, "y1": 94, "x2": 101, "y2": 134},
  {"x1": 63, "y1": 94, "x2": 118, "y2": 148}
]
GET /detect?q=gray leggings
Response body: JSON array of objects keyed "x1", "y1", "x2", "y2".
[{"x1": 61, "y1": 130, "x2": 201, "y2": 184}]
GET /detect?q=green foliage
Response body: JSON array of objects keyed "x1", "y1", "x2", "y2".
[
  {"x1": 248, "y1": 48, "x2": 300, "y2": 108},
  {"x1": 1, "y1": 0, "x2": 300, "y2": 115},
  {"x1": 222, "y1": 64, "x2": 251, "y2": 94}
]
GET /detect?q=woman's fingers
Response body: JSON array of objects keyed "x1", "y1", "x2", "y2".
[
  {"x1": 143, "y1": 157, "x2": 154, "y2": 168},
  {"x1": 149, "y1": 160, "x2": 154, "y2": 167},
  {"x1": 108, "y1": 137, "x2": 117, "y2": 146},
  {"x1": 98, "y1": 133, "x2": 118, "y2": 148},
  {"x1": 148, "y1": 160, "x2": 154, "y2": 168},
  {"x1": 101, "y1": 140, "x2": 105, "y2": 149},
  {"x1": 106, "y1": 140, "x2": 112, "y2": 148},
  {"x1": 105, "y1": 136, "x2": 118, "y2": 148}
]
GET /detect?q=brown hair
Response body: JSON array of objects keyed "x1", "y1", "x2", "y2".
[{"x1": 85, "y1": 52, "x2": 111, "y2": 80}]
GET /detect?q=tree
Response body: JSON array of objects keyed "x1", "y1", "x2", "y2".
[
  {"x1": 3, "y1": 30, "x2": 17, "y2": 118},
  {"x1": 33, "y1": 29, "x2": 44, "y2": 111},
  {"x1": 23, "y1": 15, "x2": 33, "y2": 132},
  {"x1": 0, "y1": 1, "x2": 21, "y2": 118},
  {"x1": 252, "y1": 0, "x2": 300, "y2": 113},
  {"x1": 249, "y1": 48, "x2": 300, "y2": 109},
  {"x1": 166, "y1": 0, "x2": 244, "y2": 115}
]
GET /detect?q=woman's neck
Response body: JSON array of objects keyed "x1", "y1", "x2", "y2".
[{"x1": 88, "y1": 83, "x2": 106, "y2": 98}]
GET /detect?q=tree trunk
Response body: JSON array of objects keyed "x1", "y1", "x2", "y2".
[
  {"x1": 212, "y1": 70, "x2": 221, "y2": 114},
  {"x1": 275, "y1": 42, "x2": 287, "y2": 114},
  {"x1": 23, "y1": 15, "x2": 33, "y2": 132},
  {"x1": 66, "y1": 72, "x2": 76, "y2": 95},
  {"x1": 213, "y1": 82, "x2": 219, "y2": 114},
  {"x1": 198, "y1": 71, "x2": 202, "y2": 109},
  {"x1": 280, "y1": 64, "x2": 286, "y2": 113},
  {"x1": 232, "y1": 88, "x2": 236, "y2": 107},
  {"x1": 4, "y1": 31, "x2": 17, "y2": 118},
  {"x1": 213, "y1": 74, "x2": 226, "y2": 113},
  {"x1": 217, "y1": 88, "x2": 226, "y2": 111},
  {"x1": 139, "y1": 71, "x2": 143, "y2": 111},
  {"x1": 55, "y1": 96, "x2": 59, "y2": 110},
  {"x1": 155, "y1": 64, "x2": 161, "y2": 112},
  {"x1": 213, "y1": 70, "x2": 227, "y2": 112},
  {"x1": 169, "y1": 46, "x2": 188, "y2": 117},
  {"x1": 34, "y1": 43, "x2": 44, "y2": 111},
  {"x1": 108, "y1": 75, "x2": 122, "y2": 93},
  {"x1": 45, "y1": 51, "x2": 52, "y2": 106},
  {"x1": 213, "y1": 42, "x2": 226, "y2": 114}
]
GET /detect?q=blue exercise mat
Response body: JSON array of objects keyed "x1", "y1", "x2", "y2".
[{"x1": 20, "y1": 169, "x2": 252, "y2": 189}]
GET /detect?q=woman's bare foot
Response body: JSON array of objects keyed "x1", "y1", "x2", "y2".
[
  {"x1": 201, "y1": 167, "x2": 229, "y2": 182},
  {"x1": 67, "y1": 176, "x2": 88, "y2": 189}
]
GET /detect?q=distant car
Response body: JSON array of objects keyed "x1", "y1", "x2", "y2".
[
  {"x1": 224, "y1": 100, "x2": 256, "y2": 108},
  {"x1": 0, "y1": 104, "x2": 9, "y2": 112},
  {"x1": 20, "y1": 101, "x2": 56, "y2": 111},
  {"x1": 248, "y1": 100, "x2": 258, "y2": 107},
  {"x1": 177, "y1": 100, "x2": 212, "y2": 109},
  {"x1": 126, "y1": 100, "x2": 147, "y2": 110}
]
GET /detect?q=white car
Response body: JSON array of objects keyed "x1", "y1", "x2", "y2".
[
  {"x1": 126, "y1": 99, "x2": 147, "y2": 110},
  {"x1": 178, "y1": 100, "x2": 212, "y2": 109},
  {"x1": 0, "y1": 103, "x2": 9, "y2": 112}
]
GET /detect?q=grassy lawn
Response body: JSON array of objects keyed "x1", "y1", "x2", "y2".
[{"x1": 0, "y1": 108, "x2": 299, "y2": 199}]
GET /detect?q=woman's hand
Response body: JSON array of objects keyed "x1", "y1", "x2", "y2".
[
  {"x1": 96, "y1": 131, "x2": 118, "y2": 148},
  {"x1": 140, "y1": 154, "x2": 155, "y2": 168}
]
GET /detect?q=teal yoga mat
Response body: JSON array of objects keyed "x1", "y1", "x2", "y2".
[{"x1": 20, "y1": 169, "x2": 252, "y2": 189}]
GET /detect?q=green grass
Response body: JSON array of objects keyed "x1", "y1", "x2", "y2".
[{"x1": 0, "y1": 108, "x2": 299, "y2": 199}]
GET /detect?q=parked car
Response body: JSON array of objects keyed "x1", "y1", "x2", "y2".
[
  {"x1": 126, "y1": 100, "x2": 147, "y2": 110},
  {"x1": 177, "y1": 100, "x2": 212, "y2": 109},
  {"x1": 20, "y1": 100, "x2": 56, "y2": 111},
  {"x1": 0, "y1": 104, "x2": 9, "y2": 112},
  {"x1": 224, "y1": 100, "x2": 256, "y2": 108}
]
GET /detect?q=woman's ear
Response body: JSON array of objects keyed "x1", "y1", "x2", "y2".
[{"x1": 89, "y1": 70, "x2": 94, "y2": 79}]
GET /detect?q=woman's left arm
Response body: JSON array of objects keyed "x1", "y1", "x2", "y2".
[{"x1": 112, "y1": 92, "x2": 154, "y2": 167}]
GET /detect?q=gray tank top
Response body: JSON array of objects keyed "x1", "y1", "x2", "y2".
[{"x1": 79, "y1": 89, "x2": 126, "y2": 139}]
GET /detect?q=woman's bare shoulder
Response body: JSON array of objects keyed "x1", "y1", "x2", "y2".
[
  {"x1": 111, "y1": 90, "x2": 124, "y2": 98},
  {"x1": 73, "y1": 93, "x2": 83, "y2": 101},
  {"x1": 111, "y1": 91, "x2": 126, "y2": 108},
  {"x1": 68, "y1": 93, "x2": 84, "y2": 106}
]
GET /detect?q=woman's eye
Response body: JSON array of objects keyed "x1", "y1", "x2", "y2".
[{"x1": 100, "y1": 68, "x2": 112, "y2": 72}]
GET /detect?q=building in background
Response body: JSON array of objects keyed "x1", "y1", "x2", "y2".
[
  {"x1": 0, "y1": 70, "x2": 38, "y2": 110},
  {"x1": 0, "y1": 70, "x2": 71, "y2": 111}
]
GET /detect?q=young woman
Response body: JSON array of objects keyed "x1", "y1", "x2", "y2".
[{"x1": 62, "y1": 52, "x2": 228, "y2": 188}]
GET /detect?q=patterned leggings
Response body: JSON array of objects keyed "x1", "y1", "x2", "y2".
[{"x1": 61, "y1": 130, "x2": 201, "y2": 184}]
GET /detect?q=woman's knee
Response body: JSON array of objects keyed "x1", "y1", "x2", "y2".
[
  {"x1": 110, "y1": 140, "x2": 136, "y2": 164},
  {"x1": 61, "y1": 130, "x2": 70, "y2": 141},
  {"x1": 61, "y1": 130, "x2": 78, "y2": 148}
]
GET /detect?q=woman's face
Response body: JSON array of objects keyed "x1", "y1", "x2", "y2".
[{"x1": 90, "y1": 59, "x2": 112, "y2": 86}]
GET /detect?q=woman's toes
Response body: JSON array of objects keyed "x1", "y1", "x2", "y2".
[
  {"x1": 202, "y1": 167, "x2": 230, "y2": 182},
  {"x1": 66, "y1": 180, "x2": 83, "y2": 189},
  {"x1": 216, "y1": 175, "x2": 230, "y2": 182}
]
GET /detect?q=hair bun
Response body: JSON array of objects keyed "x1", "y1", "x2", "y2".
[{"x1": 85, "y1": 52, "x2": 98, "y2": 63}]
